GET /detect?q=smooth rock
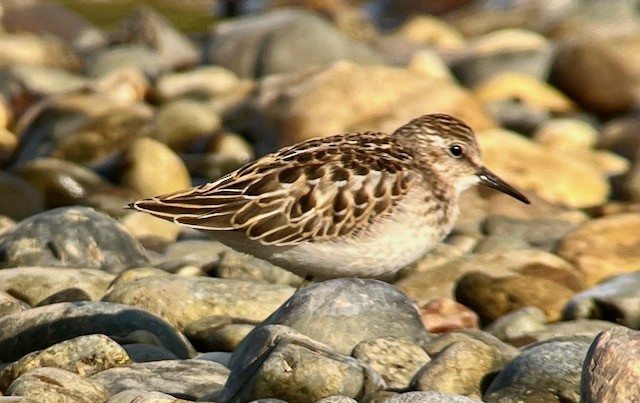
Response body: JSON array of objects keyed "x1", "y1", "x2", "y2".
[
  {"x1": 13, "y1": 158, "x2": 132, "y2": 212},
  {"x1": 0, "y1": 334, "x2": 131, "y2": 392},
  {"x1": 563, "y1": 271, "x2": 640, "y2": 328},
  {"x1": 221, "y1": 324, "x2": 382, "y2": 402},
  {"x1": 484, "y1": 337, "x2": 592, "y2": 402},
  {"x1": 204, "y1": 9, "x2": 382, "y2": 78},
  {"x1": 155, "y1": 66, "x2": 241, "y2": 101},
  {"x1": 113, "y1": 6, "x2": 199, "y2": 70},
  {"x1": 581, "y1": 326, "x2": 640, "y2": 402},
  {"x1": 0, "y1": 267, "x2": 113, "y2": 306},
  {"x1": 0, "y1": 301, "x2": 195, "y2": 362},
  {"x1": 534, "y1": 119, "x2": 628, "y2": 177},
  {"x1": 184, "y1": 315, "x2": 258, "y2": 353},
  {"x1": 422, "y1": 330, "x2": 519, "y2": 363},
  {"x1": 103, "y1": 275, "x2": 294, "y2": 331},
  {"x1": 11, "y1": 96, "x2": 154, "y2": 168},
  {"x1": 154, "y1": 239, "x2": 229, "y2": 273},
  {"x1": 88, "y1": 44, "x2": 166, "y2": 78},
  {"x1": 214, "y1": 249, "x2": 303, "y2": 287},
  {"x1": 91, "y1": 359, "x2": 229, "y2": 401},
  {"x1": 316, "y1": 396, "x2": 358, "y2": 403},
  {"x1": 0, "y1": 207, "x2": 150, "y2": 273},
  {"x1": 455, "y1": 270, "x2": 577, "y2": 323},
  {"x1": 550, "y1": 37, "x2": 636, "y2": 114},
  {"x1": 451, "y1": 29, "x2": 553, "y2": 87},
  {"x1": 397, "y1": 249, "x2": 582, "y2": 306},
  {"x1": 504, "y1": 320, "x2": 617, "y2": 347},
  {"x1": 0, "y1": 33, "x2": 81, "y2": 70},
  {"x1": 155, "y1": 99, "x2": 221, "y2": 150},
  {"x1": 477, "y1": 128, "x2": 610, "y2": 208},
  {"x1": 413, "y1": 338, "x2": 506, "y2": 399},
  {"x1": 416, "y1": 298, "x2": 479, "y2": 333},
  {"x1": 122, "y1": 137, "x2": 191, "y2": 199},
  {"x1": 107, "y1": 389, "x2": 193, "y2": 403},
  {"x1": 481, "y1": 215, "x2": 580, "y2": 252},
  {"x1": 6, "y1": 367, "x2": 108, "y2": 403},
  {"x1": 384, "y1": 391, "x2": 481, "y2": 402},
  {"x1": 473, "y1": 73, "x2": 576, "y2": 115},
  {"x1": 122, "y1": 343, "x2": 179, "y2": 363},
  {"x1": 0, "y1": 291, "x2": 29, "y2": 318},
  {"x1": 240, "y1": 278, "x2": 428, "y2": 356},
  {"x1": 250, "y1": 62, "x2": 494, "y2": 149},
  {"x1": 395, "y1": 15, "x2": 466, "y2": 51},
  {"x1": 0, "y1": 172, "x2": 43, "y2": 220},
  {"x1": 35, "y1": 287, "x2": 92, "y2": 306},
  {"x1": 484, "y1": 307, "x2": 547, "y2": 345},
  {"x1": 352, "y1": 337, "x2": 430, "y2": 389},
  {"x1": 556, "y1": 213, "x2": 640, "y2": 286}
]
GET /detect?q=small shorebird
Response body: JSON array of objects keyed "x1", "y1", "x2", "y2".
[{"x1": 130, "y1": 114, "x2": 529, "y2": 279}]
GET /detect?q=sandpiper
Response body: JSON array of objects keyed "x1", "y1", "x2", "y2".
[{"x1": 130, "y1": 114, "x2": 529, "y2": 279}]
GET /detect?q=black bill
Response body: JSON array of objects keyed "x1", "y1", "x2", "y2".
[{"x1": 477, "y1": 167, "x2": 530, "y2": 204}]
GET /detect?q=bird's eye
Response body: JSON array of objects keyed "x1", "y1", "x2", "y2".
[{"x1": 449, "y1": 144, "x2": 464, "y2": 158}]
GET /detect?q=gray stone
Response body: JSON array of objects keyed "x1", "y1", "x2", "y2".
[
  {"x1": 0, "y1": 267, "x2": 114, "y2": 306},
  {"x1": 563, "y1": 271, "x2": 640, "y2": 329},
  {"x1": 0, "y1": 207, "x2": 150, "y2": 273},
  {"x1": 238, "y1": 278, "x2": 428, "y2": 357},
  {"x1": 221, "y1": 324, "x2": 382, "y2": 402},
  {"x1": 113, "y1": 6, "x2": 199, "y2": 70},
  {"x1": 0, "y1": 291, "x2": 29, "y2": 318},
  {"x1": 352, "y1": 337, "x2": 430, "y2": 389},
  {"x1": 204, "y1": 9, "x2": 382, "y2": 78},
  {"x1": 6, "y1": 367, "x2": 109, "y2": 403},
  {"x1": 500, "y1": 320, "x2": 616, "y2": 346},
  {"x1": 423, "y1": 330, "x2": 519, "y2": 362},
  {"x1": 0, "y1": 172, "x2": 43, "y2": 221},
  {"x1": 484, "y1": 337, "x2": 592, "y2": 402},
  {"x1": 482, "y1": 215, "x2": 579, "y2": 251},
  {"x1": 103, "y1": 275, "x2": 294, "y2": 331},
  {"x1": 0, "y1": 334, "x2": 130, "y2": 391},
  {"x1": 484, "y1": 307, "x2": 547, "y2": 345},
  {"x1": 0, "y1": 301, "x2": 195, "y2": 362},
  {"x1": 384, "y1": 391, "x2": 481, "y2": 402},
  {"x1": 316, "y1": 396, "x2": 358, "y2": 403},
  {"x1": 91, "y1": 359, "x2": 229, "y2": 401},
  {"x1": 215, "y1": 249, "x2": 303, "y2": 287},
  {"x1": 36, "y1": 287, "x2": 93, "y2": 306},
  {"x1": 122, "y1": 343, "x2": 179, "y2": 363},
  {"x1": 581, "y1": 326, "x2": 640, "y2": 402},
  {"x1": 88, "y1": 44, "x2": 166, "y2": 78},
  {"x1": 107, "y1": 389, "x2": 193, "y2": 403},
  {"x1": 414, "y1": 338, "x2": 512, "y2": 399}
]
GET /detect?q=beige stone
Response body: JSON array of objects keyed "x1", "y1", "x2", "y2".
[
  {"x1": 477, "y1": 128, "x2": 610, "y2": 208},
  {"x1": 557, "y1": 213, "x2": 640, "y2": 286}
]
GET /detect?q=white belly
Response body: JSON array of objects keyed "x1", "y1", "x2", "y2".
[{"x1": 212, "y1": 192, "x2": 456, "y2": 279}]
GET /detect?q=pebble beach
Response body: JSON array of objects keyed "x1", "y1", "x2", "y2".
[{"x1": 0, "y1": 0, "x2": 639, "y2": 402}]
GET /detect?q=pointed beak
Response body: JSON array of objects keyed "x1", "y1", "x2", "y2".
[{"x1": 477, "y1": 167, "x2": 530, "y2": 204}]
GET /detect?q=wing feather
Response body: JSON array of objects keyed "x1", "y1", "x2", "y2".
[{"x1": 129, "y1": 131, "x2": 417, "y2": 245}]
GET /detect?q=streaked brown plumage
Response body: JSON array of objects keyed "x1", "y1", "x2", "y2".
[{"x1": 130, "y1": 114, "x2": 529, "y2": 278}]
